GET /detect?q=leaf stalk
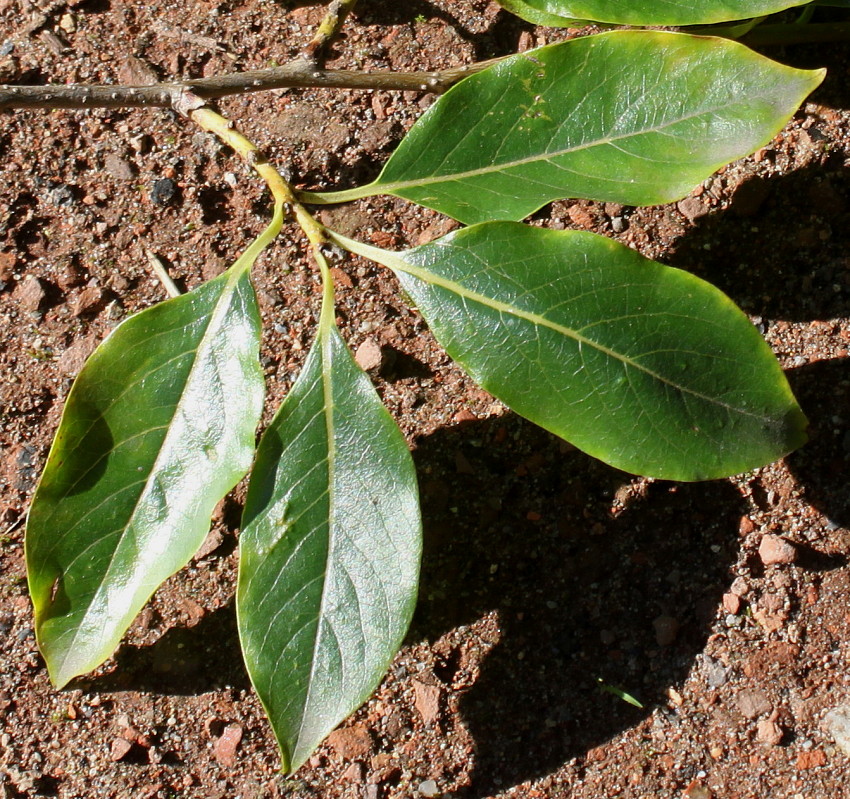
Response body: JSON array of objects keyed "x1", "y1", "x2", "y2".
[
  {"x1": 184, "y1": 100, "x2": 326, "y2": 249},
  {"x1": 303, "y1": 0, "x2": 360, "y2": 63}
]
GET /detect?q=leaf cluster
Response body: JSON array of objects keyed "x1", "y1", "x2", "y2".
[{"x1": 24, "y1": 0, "x2": 830, "y2": 773}]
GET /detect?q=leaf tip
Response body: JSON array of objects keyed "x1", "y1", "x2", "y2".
[{"x1": 44, "y1": 656, "x2": 78, "y2": 691}]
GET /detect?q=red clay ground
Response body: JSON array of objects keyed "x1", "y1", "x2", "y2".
[{"x1": 1, "y1": 2, "x2": 850, "y2": 797}]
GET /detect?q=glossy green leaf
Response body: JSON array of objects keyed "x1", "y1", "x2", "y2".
[
  {"x1": 26, "y1": 262, "x2": 265, "y2": 688},
  {"x1": 237, "y1": 280, "x2": 421, "y2": 773},
  {"x1": 334, "y1": 223, "x2": 807, "y2": 481},
  {"x1": 496, "y1": 0, "x2": 811, "y2": 25},
  {"x1": 306, "y1": 32, "x2": 824, "y2": 225},
  {"x1": 495, "y1": 0, "x2": 587, "y2": 26}
]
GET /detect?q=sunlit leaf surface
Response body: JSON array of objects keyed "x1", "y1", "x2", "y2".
[
  {"x1": 27, "y1": 265, "x2": 264, "y2": 687},
  {"x1": 238, "y1": 303, "x2": 421, "y2": 773},
  {"x1": 311, "y1": 32, "x2": 823, "y2": 225},
  {"x1": 337, "y1": 223, "x2": 807, "y2": 480}
]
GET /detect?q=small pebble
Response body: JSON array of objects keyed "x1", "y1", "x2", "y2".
[
  {"x1": 14, "y1": 276, "x2": 47, "y2": 312},
  {"x1": 418, "y1": 779, "x2": 439, "y2": 797},
  {"x1": 736, "y1": 688, "x2": 772, "y2": 720},
  {"x1": 150, "y1": 178, "x2": 179, "y2": 207},
  {"x1": 703, "y1": 657, "x2": 730, "y2": 689},
  {"x1": 796, "y1": 749, "x2": 826, "y2": 769},
  {"x1": 722, "y1": 592, "x2": 741, "y2": 615},
  {"x1": 757, "y1": 718, "x2": 784, "y2": 745},
  {"x1": 109, "y1": 738, "x2": 133, "y2": 761},
  {"x1": 104, "y1": 153, "x2": 136, "y2": 180},
  {"x1": 354, "y1": 338, "x2": 382, "y2": 371},
  {"x1": 653, "y1": 615, "x2": 679, "y2": 647},
  {"x1": 413, "y1": 680, "x2": 441, "y2": 726},
  {"x1": 48, "y1": 183, "x2": 76, "y2": 207},
  {"x1": 57, "y1": 335, "x2": 97, "y2": 377},
  {"x1": 16, "y1": 627, "x2": 33, "y2": 642},
  {"x1": 759, "y1": 534, "x2": 798, "y2": 566},
  {"x1": 824, "y1": 706, "x2": 850, "y2": 756},
  {"x1": 72, "y1": 285, "x2": 105, "y2": 317},
  {"x1": 326, "y1": 725, "x2": 372, "y2": 760},
  {"x1": 213, "y1": 723, "x2": 242, "y2": 767},
  {"x1": 677, "y1": 195, "x2": 709, "y2": 223}
]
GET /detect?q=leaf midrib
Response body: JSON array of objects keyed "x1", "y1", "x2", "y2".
[
  {"x1": 365, "y1": 96, "x2": 759, "y2": 199},
  {"x1": 336, "y1": 233, "x2": 770, "y2": 422},
  {"x1": 292, "y1": 280, "x2": 340, "y2": 769}
]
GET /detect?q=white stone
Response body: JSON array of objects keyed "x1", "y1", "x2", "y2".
[
  {"x1": 418, "y1": 780, "x2": 439, "y2": 797},
  {"x1": 824, "y1": 706, "x2": 850, "y2": 756}
]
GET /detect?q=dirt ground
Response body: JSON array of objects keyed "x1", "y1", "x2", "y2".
[{"x1": 1, "y1": 1, "x2": 850, "y2": 797}]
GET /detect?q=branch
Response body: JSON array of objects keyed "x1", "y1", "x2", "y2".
[
  {"x1": 0, "y1": 57, "x2": 499, "y2": 112},
  {"x1": 302, "y1": 0, "x2": 360, "y2": 64}
]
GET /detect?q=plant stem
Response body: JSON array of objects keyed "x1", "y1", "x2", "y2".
[
  {"x1": 179, "y1": 93, "x2": 326, "y2": 247},
  {"x1": 314, "y1": 243, "x2": 336, "y2": 336},
  {"x1": 0, "y1": 57, "x2": 500, "y2": 111},
  {"x1": 144, "y1": 250, "x2": 182, "y2": 297},
  {"x1": 303, "y1": 0, "x2": 360, "y2": 64},
  {"x1": 2, "y1": 12, "x2": 849, "y2": 113}
]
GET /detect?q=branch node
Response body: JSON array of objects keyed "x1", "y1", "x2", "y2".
[
  {"x1": 172, "y1": 88, "x2": 206, "y2": 117},
  {"x1": 246, "y1": 149, "x2": 265, "y2": 166}
]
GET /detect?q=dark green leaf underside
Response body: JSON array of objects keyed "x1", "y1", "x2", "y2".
[
  {"x1": 318, "y1": 31, "x2": 823, "y2": 225},
  {"x1": 26, "y1": 265, "x2": 264, "y2": 687},
  {"x1": 238, "y1": 319, "x2": 421, "y2": 773},
  {"x1": 347, "y1": 223, "x2": 806, "y2": 480}
]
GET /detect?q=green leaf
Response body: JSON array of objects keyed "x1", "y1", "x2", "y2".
[
  {"x1": 306, "y1": 31, "x2": 824, "y2": 225},
  {"x1": 237, "y1": 281, "x2": 421, "y2": 773},
  {"x1": 26, "y1": 262, "x2": 265, "y2": 688},
  {"x1": 596, "y1": 677, "x2": 644, "y2": 708},
  {"x1": 497, "y1": 0, "x2": 812, "y2": 25},
  {"x1": 333, "y1": 223, "x2": 807, "y2": 481},
  {"x1": 494, "y1": 0, "x2": 588, "y2": 26}
]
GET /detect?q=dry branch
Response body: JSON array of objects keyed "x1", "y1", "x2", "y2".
[{"x1": 0, "y1": 58, "x2": 498, "y2": 112}]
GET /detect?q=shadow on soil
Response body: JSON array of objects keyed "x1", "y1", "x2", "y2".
[
  {"x1": 787, "y1": 358, "x2": 850, "y2": 529},
  {"x1": 88, "y1": 604, "x2": 251, "y2": 695},
  {"x1": 411, "y1": 416, "x2": 746, "y2": 796},
  {"x1": 356, "y1": 0, "x2": 533, "y2": 61}
]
